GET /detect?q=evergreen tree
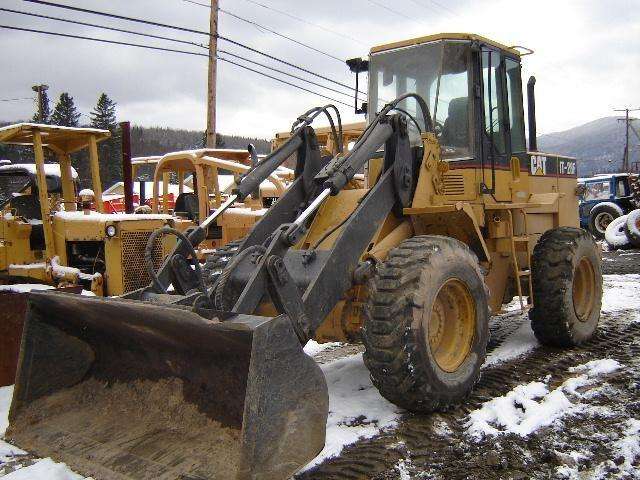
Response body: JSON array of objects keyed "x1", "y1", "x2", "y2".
[
  {"x1": 90, "y1": 93, "x2": 121, "y2": 189},
  {"x1": 31, "y1": 90, "x2": 51, "y2": 124},
  {"x1": 50, "y1": 93, "x2": 81, "y2": 127},
  {"x1": 90, "y1": 93, "x2": 117, "y2": 130}
]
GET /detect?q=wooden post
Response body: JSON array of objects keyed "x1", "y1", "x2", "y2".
[
  {"x1": 32, "y1": 130, "x2": 55, "y2": 258},
  {"x1": 88, "y1": 135, "x2": 104, "y2": 213},
  {"x1": 206, "y1": 0, "x2": 219, "y2": 148}
]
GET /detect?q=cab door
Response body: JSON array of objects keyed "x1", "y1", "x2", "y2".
[{"x1": 480, "y1": 48, "x2": 510, "y2": 201}]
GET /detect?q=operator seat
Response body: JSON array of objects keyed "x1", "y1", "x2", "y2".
[
  {"x1": 174, "y1": 192, "x2": 199, "y2": 221},
  {"x1": 10, "y1": 194, "x2": 42, "y2": 220},
  {"x1": 440, "y1": 97, "x2": 469, "y2": 148}
]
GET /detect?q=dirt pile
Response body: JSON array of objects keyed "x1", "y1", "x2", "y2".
[{"x1": 8, "y1": 377, "x2": 241, "y2": 480}]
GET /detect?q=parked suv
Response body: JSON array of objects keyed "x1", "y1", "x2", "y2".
[{"x1": 578, "y1": 173, "x2": 639, "y2": 238}]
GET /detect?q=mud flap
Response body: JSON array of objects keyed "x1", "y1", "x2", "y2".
[{"x1": 8, "y1": 292, "x2": 328, "y2": 480}]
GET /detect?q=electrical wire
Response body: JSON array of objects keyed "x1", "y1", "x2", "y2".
[
  {"x1": 22, "y1": 0, "x2": 366, "y2": 96},
  {"x1": 1, "y1": 7, "x2": 207, "y2": 49},
  {"x1": 0, "y1": 24, "x2": 353, "y2": 107},
  {"x1": 181, "y1": 0, "x2": 345, "y2": 63},
  {"x1": 0, "y1": 97, "x2": 35, "y2": 102},
  {"x1": 234, "y1": 0, "x2": 367, "y2": 47},
  {"x1": 365, "y1": 0, "x2": 417, "y2": 22},
  {"x1": 2, "y1": 7, "x2": 354, "y2": 99}
]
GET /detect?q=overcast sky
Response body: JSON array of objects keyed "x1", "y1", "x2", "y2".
[{"x1": 1, "y1": 0, "x2": 639, "y2": 139}]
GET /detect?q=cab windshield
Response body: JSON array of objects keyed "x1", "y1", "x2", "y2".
[
  {"x1": 369, "y1": 41, "x2": 471, "y2": 158},
  {"x1": 0, "y1": 173, "x2": 32, "y2": 209}
]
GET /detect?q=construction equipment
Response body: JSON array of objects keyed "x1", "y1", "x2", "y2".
[
  {"x1": 0, "y1": 123, "x2": 175, "y2": 385},
  {"x1": 8, "y1": 34, "x2": 602, "y2": 480},
  {"x1": 148, "y1": 148, "x2": 289, "y2": 251}
]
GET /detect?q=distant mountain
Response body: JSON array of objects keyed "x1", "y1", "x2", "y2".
[{"x1": 537, "y1": 117, "x2": 639, "y2": 177}]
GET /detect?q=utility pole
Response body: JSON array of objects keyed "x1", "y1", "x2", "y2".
[
  {"x1": 206, "y1": 0, "x2": 219, "y2": 148},
  {"x1": 614, "y1": 107, "x2": 640, "y2": 172},
  {"x1": 31, "y1": 84, "x2": 49, "y2": 122}
]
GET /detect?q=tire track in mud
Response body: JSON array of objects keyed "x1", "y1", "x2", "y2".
[{"x1": 298, "y1": 310, "x2": 640, "y2": 480}]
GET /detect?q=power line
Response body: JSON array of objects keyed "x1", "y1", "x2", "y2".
[
  {"x1": 23, "y1": 0, "x2": 364, "y2": 96},
  {"x1": 181, "y1": 0, "x2": 344, "y2": 63},
  {"x1": 0, "y1": 97, "x2": 35, "y2": 102},
  {"x1": 1, "y1": 7, "x2": 207, "y2": 49},
  {"x1": 365, "y1": 0, "x2": 417, "y2": 22},
  {"x1": 234, "y1": 0, "x2": 367, "y2": 47},
  {"x1": 3, "y1": 7, "x2": 354, "y2": 99},
  {"x1": 405, "y1": 0, "x2": 460, "y2": 18},
  {"x1": 0, "y1": 24, "x2": 352, "y2": 108}
]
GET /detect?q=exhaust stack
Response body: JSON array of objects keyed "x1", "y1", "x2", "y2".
[{"x1": 527, "y1": 76, "x2": 537, "y2": 152}]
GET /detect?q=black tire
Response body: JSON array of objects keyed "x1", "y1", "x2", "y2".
[
  {"x1": 362, "y1": 235, "x2": 489, "y2": 413},
  {"x1": 201, "y1": 239, "x2": 242, "y2": 288},
  {"x1": 529, "y1": 227, "x2": 602, "y2": 347},
  {"x1": 588, "y1": 202, "x2": 623, "y2": 239}
]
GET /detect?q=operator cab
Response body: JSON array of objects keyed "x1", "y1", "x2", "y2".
[{"x1": 360, "y1": 34, "x2": 529, "y2": 189}]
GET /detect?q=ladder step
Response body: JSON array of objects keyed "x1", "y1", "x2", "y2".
[
  {"x1": 512, "y1": 236, "x2": 529, "y2": 242},
  {"x1": 518, "y1": 270, "x2": 531, "y2": 277}
]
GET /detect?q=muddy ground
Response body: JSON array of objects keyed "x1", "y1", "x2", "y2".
[{"x1": 299, "y1": 248, "x2": 640, "y2": 480}]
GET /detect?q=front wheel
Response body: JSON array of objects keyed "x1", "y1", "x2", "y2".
[
  {"x1": 588, "y1": 202, "x2": 623, "y2": 239},
  {"x1": 362, "y1": 236, "x2": 489, "y2": 412},
  {"x1": 529, "y1": 227, "x2": 602, "y2": 347}
]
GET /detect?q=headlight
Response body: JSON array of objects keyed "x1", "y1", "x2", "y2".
[{"x1": 105, "y1": 224, "x2": 117, "y2": 237}]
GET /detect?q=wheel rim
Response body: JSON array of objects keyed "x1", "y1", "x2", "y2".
[
  {"x1": 428, "y1": 278, "x2": 476, "y2": 373},
  {"x1": 594, "y1": 212, "x2": 613, "y2": 233},
  {"x1": 573, "y1": 256, "x2": 596, "y2": 322}
]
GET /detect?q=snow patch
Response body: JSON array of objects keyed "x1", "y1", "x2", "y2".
[
  {"x1": 0, "y1": 385, "x2": 13, "y2": 436},
  {"x1": 467, "y1": 358, "x2": 623, "y2": 439},
  {"x1": 0, "y1": 439, "x2": 26, "y2": 462},
  {"x1": 602, "y1": 274, "x2": 640, "y2": 313},
  {"x1": 303, "y1": 353, "x2": 401, "y2": 469},
  {"x1": 303, "y1": 340, "x2": 341, "y2": 356},
  {"x1": 0, "y1": 284, "x2": 54, "y2": 294},
  {"x1": 483, "y1": 319, "x2": 538, "y2": 368},
  {"x1": 1, "y1": 457, "x2": 86, "y2": 479},
  {"x1": 55, "y1": 211, "x2": 172, "y2": 222}
]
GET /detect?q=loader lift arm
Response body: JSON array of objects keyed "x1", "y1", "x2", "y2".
[
  {"x1": 135, "y1": 104, "x2": 342, "y2": 298},
  {"x1": 214, "y1": 93, "x2": 432, "y2": 342}
]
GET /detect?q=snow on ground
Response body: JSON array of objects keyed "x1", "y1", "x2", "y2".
[
  {"x1": 483, "y1": 319, "x2": 538, "y2": 368},
  {"x1": 602, "y1": 274, "x2": 640, "y2": 315},
  {"x1": 466, "y1": 359, "x2": 622, "y2": 439},
  {"x1": 0, "y1": 386, "x2": 86, "y2": 479},
  {"x1": 1, "y1": 458, "x2": 86, "y2": 480},
  {"x1": 302, "y1": 353, "x2": 401, "y2": 470}
]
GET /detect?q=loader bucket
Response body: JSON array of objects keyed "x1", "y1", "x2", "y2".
[
  {"x1": 0, "y1": 286, "x2": 83, "y2": 386},
  {"x1": 0, "y1": 291, "x2": 28, "y2": 386},
  {"x1": 7, "y1": 291, "x2": 328, "y2": 480}
]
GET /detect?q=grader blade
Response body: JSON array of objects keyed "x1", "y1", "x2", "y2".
[{"x1": 7, "y1": 291, "x2": 328, "y2": 480}]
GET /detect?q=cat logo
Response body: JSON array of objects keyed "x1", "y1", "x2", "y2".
[{"x1": 530, "y1": 155, "x2": 547, "y2": 176}]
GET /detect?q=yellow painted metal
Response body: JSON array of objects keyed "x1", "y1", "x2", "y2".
[
  {"x1": 573, "y1": 256, "x2": 596, "y2": 322},
  {"x1": 428, "y1": 278, "x2": 476, "y2": 372},
  {"x1": 32, "y1": 130, "x2": 55, "y2": 259},
  {"x1": 365, "y1": 220, "x2": 413, "y2": 263},
  {"x1": 370, "y1": 32, "x2": 522, "y2": 56},
  {"x1": 58, "y1": 153, "x2": 77, "y2": 211},
  {"x1": 88, "y1": 135, "x2": 104, "y2": 213}
]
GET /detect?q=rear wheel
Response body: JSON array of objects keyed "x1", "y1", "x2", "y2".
[
  {"x1": 529, "y1": 227, "x2": 602, "y2": 347},
  {"x1": 588, "y1": 202, "x2": 622, "y2": 239},
  {"x1": 362, "y1": 236, "x2": 489, "y2": 412}
]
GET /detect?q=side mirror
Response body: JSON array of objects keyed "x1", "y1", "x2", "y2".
[{"x1": 346, "y1": 57, "x2": 369, "y2": 115}]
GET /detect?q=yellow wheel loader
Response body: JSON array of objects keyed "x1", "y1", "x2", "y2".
[
  {"x1": 7, "y1": 34, "x2": 602, "y2": 480},
  {"x1": 0, "y1": 123, "x2": 175, "y2": 385}
]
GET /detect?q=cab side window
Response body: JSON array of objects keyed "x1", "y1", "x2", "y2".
[{"x1": 481, "y1": 50, "x2": 505, "y2": 155}]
